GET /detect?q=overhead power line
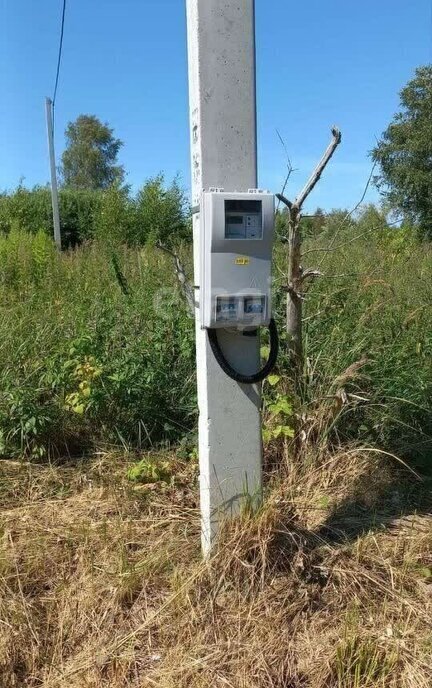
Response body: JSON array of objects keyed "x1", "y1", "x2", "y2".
[{"x1": 52, "y1": 0, "x2": 67, "y2": 108}]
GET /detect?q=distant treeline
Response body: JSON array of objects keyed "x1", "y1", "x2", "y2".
[
  {"x1": 0, "y1": 175, "x2": 191, "y2": 248},
  {"x1": 0, "y1": 178, "x2": 419, "y2": 251}
]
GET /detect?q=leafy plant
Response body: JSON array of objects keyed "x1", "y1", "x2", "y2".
[
  {"x1": 127, "y1": 457, "x2": 172, "y2": 484},
  {"x1": 262, "y1": 375, "x2": 295, "y2": 443}
]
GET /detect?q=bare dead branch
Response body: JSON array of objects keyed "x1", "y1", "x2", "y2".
[
  {"x1": 276, "y1": 193, "x2": 293, "y2": 210},
  {"x1": 317, "y1": 273, "x2": 363, "y2": 279},
  {"x1": 302, "y1": 309, "x2": 326, "y2": 323},
  {"x1": 156, "y1": 242, "x2": 195, "y2": 317},
  {"x1": 294, "y1": 127, "x2": 342, "y2": 211},
  {"x1": 345, "y1": 161, "x2": 377, "y2": 218},
  {"x1": 301, "y1": 268, "x2": 323, "y2": 281},
  {"x1": 275, "y1": 126, "x2": 342, "y2": 388},
  {"x1": 275, "y1": 129, "x2": 297, "y2": 212},
  {"x1": 276, "y1": 128, "x2": 294, "y2": 172}
]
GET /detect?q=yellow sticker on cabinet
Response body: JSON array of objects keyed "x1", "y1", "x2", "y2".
[{"x1": 235, "y1": 257, "x2": 250, "y2": 266}]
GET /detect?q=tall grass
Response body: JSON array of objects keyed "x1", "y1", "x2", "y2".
[
  {"x1": 273, "y1": 222, "x2": 432, "y2": 469},
  {"x1": 0, "y1": 450, "x2": 430, "y2": 687},
  {"x1": 0, "y1": 218, "x2": 431, "y2": 687},
  {"x1": 0, "y1": 230, "x2": 195, "y2": 458},
  {"x1": 305, "y1": 227, "x2": 432, "y2": 465},
  {"x1": 0, "y1": 217, "x2": 431, "y2": 467}
]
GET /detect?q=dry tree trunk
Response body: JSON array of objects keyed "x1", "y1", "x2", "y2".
[
  {"x1": 286, "y1": 205, "x2": 303, "y2": 365},
  {"x1": 156, "y1": 241, "x2": 195, "y2": 316},
  {"x1": 277, "y1": 126, "x2": 342, "y2": 381}
]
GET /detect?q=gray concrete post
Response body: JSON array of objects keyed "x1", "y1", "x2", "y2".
[
  {"x1": 186, "y1": 0, "x2": 262, "y2": 555},
  {"x1": 45, "y1": 98, "x2": 61, "y2": 250}
]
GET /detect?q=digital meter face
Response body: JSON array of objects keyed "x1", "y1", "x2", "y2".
[{"x1": 225, "y1": 200, "x2": 263, "y2": 239}]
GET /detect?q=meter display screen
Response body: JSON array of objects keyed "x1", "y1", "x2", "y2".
[{"x1": 225, "y1": 200, "x2": 263, "y2": 239}]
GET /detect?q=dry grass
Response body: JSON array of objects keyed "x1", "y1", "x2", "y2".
[{"x1": 0, "y1": 449, "x2": 431, "y2": 688}]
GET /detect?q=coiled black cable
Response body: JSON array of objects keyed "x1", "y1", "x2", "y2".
[{"x1": 208, "y1": 318, "x2": 279, "y2": 384}]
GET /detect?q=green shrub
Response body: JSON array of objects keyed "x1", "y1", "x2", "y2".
[
  {"x1": 0, "y1": 227, "x2": 57, "y2": 290},
  {"x1": 94, "y1": 184, "x2": 134, "y2": 247},
  {"x1": 58, "y1": 188, "x2": 102, "y2": 245},
  {"x1": 0, "y1": 186, "x2": 51, "y2": 235},
  {"x1": 133, "y1": 174, "x2": 191, "y2": 247},
  {"x1": 0, "y1": 185, "x2": 101, "y2": 246}
]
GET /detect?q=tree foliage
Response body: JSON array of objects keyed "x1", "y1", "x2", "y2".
[
  {"x1": 61, "y1": 115, "x2": 125, "y2": 190},
  {"x1": 0, "y1": 177, "x2": 190, "y2": 248},
  {"x1": 372, "y1": 65, "x2": 432, "y2": 237},
  {"x1": 133, "y1": 174, "x2": 190, "y2": 247}
]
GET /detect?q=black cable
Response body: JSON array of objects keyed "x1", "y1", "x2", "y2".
[
  {"x1": 52, "y1": 0, "x2": 67, "y2": 107},
  {"x1": 208, "y1": 319, "x2": 279, "y2": 385}
]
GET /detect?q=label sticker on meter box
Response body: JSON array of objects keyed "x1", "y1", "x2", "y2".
[{"x1": 235, "y1": 257, "x2": 250, "y2": 266}]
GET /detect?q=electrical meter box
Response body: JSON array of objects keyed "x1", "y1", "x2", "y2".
[{"x1": 200, "y1": 190, "x2": 275, "y2": 329}]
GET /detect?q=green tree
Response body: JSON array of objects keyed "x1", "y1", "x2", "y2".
[
  {"x1": 356, "y1": 204, "x2": 388, "y2": 234},
  {"x1": 61, "y1": 115, "x2": 124, "y2": 190},
  {"x1": 372, "y1": 65, "x2": 432, "y2": 237},
  {"x1": 300, "y1": 207, "x2": 326, "y2": 237},
  {"x1": 95, "y1": 183, "x2": 133, "y2": 246},
  {"x1": 133, "y1": 174, "x2": 190, "y2": 247}
]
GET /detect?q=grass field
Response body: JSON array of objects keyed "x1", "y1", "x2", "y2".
[
  {"x1": 0, "y1": 218, "x2": 431, "y2": 686},
  {"x1": 0, "y1": 449, "x2": 431, "y2": 687},
  {"x1": 0, "y1": 221, "x2": 431, "y2": 465}
]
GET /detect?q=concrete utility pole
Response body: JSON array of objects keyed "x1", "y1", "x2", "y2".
[
  {"x1": 186, "y1": 0, "x2": 262, "y2": 555},
  {"x1": 45, "y1": 97, "x2": 61, "y2": 250}
]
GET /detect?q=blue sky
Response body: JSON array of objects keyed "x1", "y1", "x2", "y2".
[{"x1": 1, "y1": 0, "x2": 431, "y2": 211}]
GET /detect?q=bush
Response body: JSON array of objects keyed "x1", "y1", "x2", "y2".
[
  {"x1": 94, "y1": 184, "x2": 134, "y2": 247},
  {"x1": 0, "y1": 185, "x2": 52, "y2": 235},
  {"x1": 0, "y1": 185, "x2": 101, "y2": 246},
  {"x1": 133, "y1": 174, "x2": 191, "y2": 247}
]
